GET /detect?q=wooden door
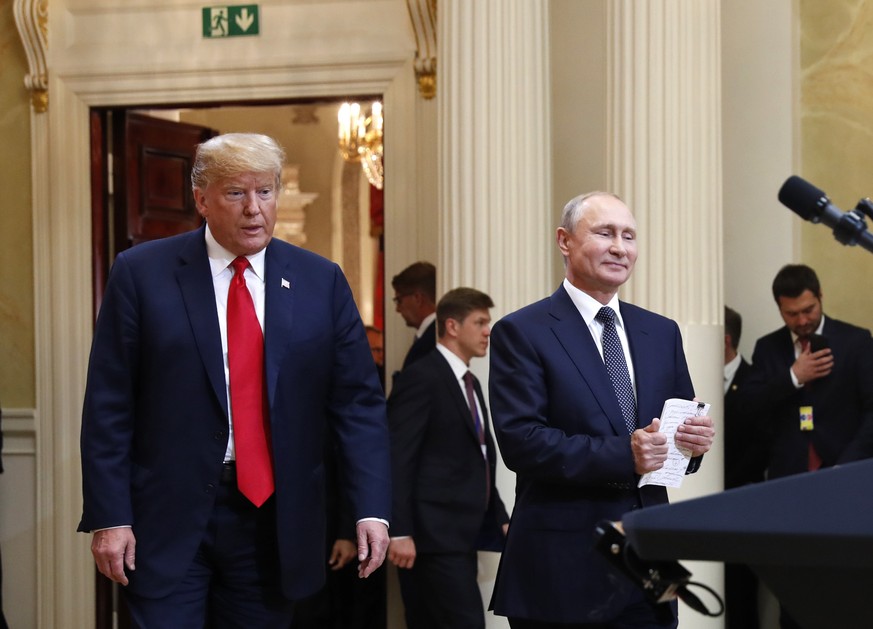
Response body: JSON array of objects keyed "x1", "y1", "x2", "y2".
[{"x1": 120, "y1": 112, "x2": 212, "y2": 245}]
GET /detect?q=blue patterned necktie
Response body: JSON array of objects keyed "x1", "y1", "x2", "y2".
[{"x1": 595, "y1": 306, "x2": 637, "y2": 433}]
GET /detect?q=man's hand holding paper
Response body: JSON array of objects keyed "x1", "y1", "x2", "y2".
[
  {"x1": 631, "y1": 418, "x2": 669, "y2": 475},
  {"x1": 637, "y1": 399, "x2": 715, "y2": 488},
  {"x1": 676, "y1": 405, "x2": 716, "y2": 458}
]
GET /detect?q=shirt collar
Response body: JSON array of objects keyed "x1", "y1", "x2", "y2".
[
  {"x1": 436, "y1": 342, "x2": 470, "y2": 380},
  {"x1": 204, "y1": 224, "x2": 266, "y2": 282},
  {"x1": 724, "y1": 353, "x2": 742, "y2": 390},
  {"x1": 562, "y1": 278, "x2": 625, "y2": 330},
  {"x1": 417, "y1": 312, "x2": 437, "y2": 338},
  {"x1": 789, "y1": 314, "x2": 826, "y2": 345}
]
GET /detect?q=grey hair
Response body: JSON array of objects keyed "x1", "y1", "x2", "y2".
[
  {"x1": 559, "y1": 191, "x2": 623, "y2": 232},
  {"x1": 191, "y1": 133, "x2": 285, "y2": 190}
]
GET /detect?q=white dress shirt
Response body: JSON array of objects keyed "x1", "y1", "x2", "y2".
[
  {"x1": 724, "y1": 352, "x2": 742, "y2": 394},
  {"x1": 562, "y1": 278, "x2": 637, "y2": 390},
  {"x1": 204, "y1": 224, "x2": 267, "y2": 462}
]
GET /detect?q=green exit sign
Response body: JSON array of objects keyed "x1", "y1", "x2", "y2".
[{"x1": 202, "y1": 5, "x2": 260, "y2": 38}]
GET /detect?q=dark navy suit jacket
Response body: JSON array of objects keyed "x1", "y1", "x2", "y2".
[
  {"x1": 79, "y1": 226, "x2": 391, "y2": 600},
  {"x1": 724, "y1": 358, "x2": 768, "y2": 489},
  {"x1": 488, "y1": 286, "x2": 698, "y2": 624}
]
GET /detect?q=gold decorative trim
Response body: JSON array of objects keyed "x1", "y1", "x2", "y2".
[
  {"x1": 405, "y1": 0, "x2": 437, "y2": 99},
  {"x1": 13, "y1": 0, "x2": 49, "y2": 113}
]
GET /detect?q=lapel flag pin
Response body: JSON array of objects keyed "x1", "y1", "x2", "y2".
[{"x1": 281, "y1": 278, "x2": 290, "y2": 289}]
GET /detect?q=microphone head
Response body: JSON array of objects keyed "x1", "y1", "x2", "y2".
[{"x1": 778, "y1": 175, "x2": 828, "y2": 221}]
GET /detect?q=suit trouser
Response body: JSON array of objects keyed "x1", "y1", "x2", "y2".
[
  {"x1": 412, "y1": 551, "x2": 484, "y2": 629},
  {"x1": 293, "y1": 557, "x2": 387, "y2": 629},
  {"x1": 124, "y1": 472, "x2": 294, "y2": 629},
  {"x1": 398, "y1": 563, "x2": 435, "y2": 629}
]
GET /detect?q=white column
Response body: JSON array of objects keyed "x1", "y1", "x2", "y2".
[
  {"x1": 438, "y1": 0, "x2": 552, "y2": 316},
  {"x1": 439, "y1": 3, "x2": 551, "y2": 627},
  {"x1": 608, "y1": 2, "x2": 725, "y2": 626}
]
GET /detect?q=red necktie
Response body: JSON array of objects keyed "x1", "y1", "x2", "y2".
[
  {"x1": 227, "y1": 256, "x2": 274, "y2": 506},
  {"x1": 798, "y1": 336, "x2": 822, "y2": 472},
  {"x1": 798, "y1": 336, "x2": 810, "y2": 353}
]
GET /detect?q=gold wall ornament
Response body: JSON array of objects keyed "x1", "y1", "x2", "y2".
[
  {"x1": 414, "y1": 57, "x2": 437, "y2": 100},
  {"x1": 13, "y1": 0, "x2": 49, "y2": 113},
  {"x1": 30, "y1": 89, "x2": 48, "y2": 113},
  {"x1": 406, "y1": 0, "x2": 437, "y2": 99},
  {"x1": 13, "y1": 0, "x2": 48, "y2": 112}
]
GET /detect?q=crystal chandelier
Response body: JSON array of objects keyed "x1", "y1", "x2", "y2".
[{"x1": 337, "y1": 101, "x2": 384, "y2": 190}]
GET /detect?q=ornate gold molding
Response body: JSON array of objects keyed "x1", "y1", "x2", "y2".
[
  {"x1": 405, "y1": 0, "x2": 437, "y2": 99},
  {"x1": 13, "y1": 0, "x2": 49, "y2": 113}
]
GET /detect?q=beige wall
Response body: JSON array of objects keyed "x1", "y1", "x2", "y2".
[
  {"x1": 721, "y1": 0, "x2": 798, "y2": 359},
  {"x1": 549, "y1": 0, "x2": 608, "y2": 285},
  {"x1": 0, "y1": 4, "x2": 37, "y2": 628},
  {"x1": 800, "y1": 0, "x2": 873, "y2": 330},
  {"x1": 0, "y1": 1, "x2": 35, "y2": 408}
]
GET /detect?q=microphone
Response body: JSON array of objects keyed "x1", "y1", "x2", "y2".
[
  {"x1": 593, "y1": 520, "x2": 724, "y2": 617},
  {"x1": 777, "y1": 176, "x2": 873, "y2": 253}
]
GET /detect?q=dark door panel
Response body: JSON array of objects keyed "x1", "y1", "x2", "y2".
[{"x1": 118, "y1": 112, "x2": 214, "y2": 246}]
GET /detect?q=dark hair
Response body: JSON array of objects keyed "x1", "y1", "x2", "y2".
[
  {"x1": 391, "y1": 262, "x2": 436, "y2": 302},
  {"x1": 724, "y1": 306, "x2": 742, "y2": 350},
  {"x1": 436, "y1": 288, "x2": 494, "y2": 337},
  {"x1": 771, "y1": 264, "x2": 821, "y2": 302}
]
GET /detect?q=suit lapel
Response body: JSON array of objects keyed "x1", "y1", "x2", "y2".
[
  {"x1": 263, "y1": 241, "x2": 297, "y2": 409},
  {"x1": 621, "y1": 302, "x2": 656, "y2": 423},
  {"x1": 783, "y1": 327, "x2": 796, "y2": 361},
  {"x1": 548, "y1": 288, "x2": 628, "y2": 436},
  {"x1": 175, "y1": 228, "x2": 228, "y2": 417},
  {"x1": 434, "y1": 351, "x2": 482, "y2": 444},
  {"x1": 473, "y1": 377, "x2": 489, "y2": 431},
  {"x1": 473, "y1": 376, "x2": 499, "y2": 464}
]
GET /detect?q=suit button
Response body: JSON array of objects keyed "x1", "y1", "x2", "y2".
[{"x1": 205, "y1": 483, "x2": 215, "y2": 493}]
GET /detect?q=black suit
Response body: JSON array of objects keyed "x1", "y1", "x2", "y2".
[
  {"x1": 724, "y1": 358, "x2": 768, "y2": 489},
  {"x1": 392, "y1": 317, "x2": 437, "y2": 626},
  {"x1": 402, "y1": 320, "x2": 437, "y2": 369},
  {"x1": 292, "y1": 438, "x2": 387, "y2": 629},
  {"x1": 723, "y1": 358, "x2": 765, "y2": 629},
  {"x1": 746, "y1": 316, "x2": 873, "y2": 479},
  {"x1": 389, "y1": 348, "x2": 509, "y2": 628}
]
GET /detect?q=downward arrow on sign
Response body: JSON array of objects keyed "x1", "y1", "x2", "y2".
[{"x1": 235, "y1": 7, "x2": 254, "y2": 32}]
